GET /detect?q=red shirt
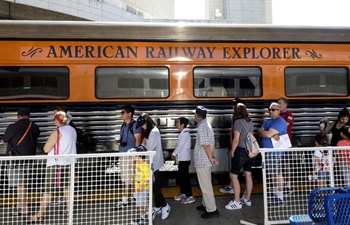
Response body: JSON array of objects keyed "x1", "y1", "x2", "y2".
[
  {"x1": 280, "y1": 110, "x2": 294, "y2": 139},
  {"x1": 337, "y1": 140, "x2": 350, "y2": 162}
]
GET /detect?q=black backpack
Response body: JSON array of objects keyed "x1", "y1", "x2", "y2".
[{"x1": 75, "y1": 128, "x2": 91, "y2": 154}]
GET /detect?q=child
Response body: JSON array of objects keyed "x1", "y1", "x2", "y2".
[
  {"x1": 311, "y1": 134, "x2": 330, "y2": 187},
  {"x1": 171, "y1": 117, "x2": 195, "y2": 204},
  {"x1": 129, "y1": 145, "x2": 150, "y2": 225}
]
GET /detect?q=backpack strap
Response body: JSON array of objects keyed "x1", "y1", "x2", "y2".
[
  {"x1": 129, "y1": 120, "x2": 135, "y2": 136},
  {"x1": 121, "y1": 120, "x2": 136, "y2": 137},
  {"x1": 237, "y1": 120, "x2": 249, "y2": 147}
]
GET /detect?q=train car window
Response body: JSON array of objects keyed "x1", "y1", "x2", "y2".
[
  {"x1": 0, "y1": 67, "x2": 69, "y2": 100},
  {"x1": 118, "y1": 78, "x2": 144, "y2": 89},
  {"x1": 95, "y1": 67, "x2": 169, "y2": 98},
  {"x1": 285, "y1": 67, "x2": 349, "y2": 97},
  {"x1": 194, "y1": 67, "x2": 262, "y2": 97}
]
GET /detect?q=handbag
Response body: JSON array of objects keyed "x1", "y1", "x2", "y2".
[
  {"x1": 239, "y1": 120, "x2": 260, "y2": 158},
  {"x1": 271, "y1": 134, "x2": 292, "y2": 148}
]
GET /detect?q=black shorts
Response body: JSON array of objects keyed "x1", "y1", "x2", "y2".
[{"x1": 230, "y1": 147, "x2": 254, "y2": 175}]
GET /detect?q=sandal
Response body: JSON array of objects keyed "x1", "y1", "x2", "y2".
[
  {"x1": 26, "y1": 215, "x2": 44, "y2": 223},
  {"x1": 60, "y1": 210, "x2": 69, "y2": 215}
]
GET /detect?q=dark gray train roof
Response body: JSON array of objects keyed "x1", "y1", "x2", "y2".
[{"x1": 1, "y1": 20, "x2": 350, "y2": 42}]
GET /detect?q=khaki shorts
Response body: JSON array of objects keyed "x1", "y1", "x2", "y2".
[
  {"x1": 45, "y1": 165, "x2": 71, "y2": 193},
  {"x1": 120, "y1": 156, "x2": 134, "y2": 184}
]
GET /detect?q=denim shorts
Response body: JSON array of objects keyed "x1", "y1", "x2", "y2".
[
  {"x1": 230, "y1": 147, "x2": 254, "y2": 175},
  {"x1": 317, "y1": 171, "x2": 329, "y2": 181},
  {"x1": 266, "y1": 154, "x2": 282, "y2": 175},
  {"x1": 7, "y1": 165, "x2": 29, "y2": 186},
  {"x1": 134, "y1": 190, "x2": 149, "y2": 207}
]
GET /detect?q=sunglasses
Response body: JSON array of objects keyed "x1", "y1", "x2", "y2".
[
  {"x1": 268, "y1": 108, "x2": 279, "y2": 112},
  {"x1": 120, "y1": 111, "x2": 126, "y2": 114}
]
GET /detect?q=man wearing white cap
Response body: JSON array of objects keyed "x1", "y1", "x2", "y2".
[{"x1": 193, "y1": 106, "x2": 220, "y2": 219}]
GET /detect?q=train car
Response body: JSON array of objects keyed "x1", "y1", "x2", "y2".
[{"x1": 0, "y1": 21, "x2": 350, "y2": 176}]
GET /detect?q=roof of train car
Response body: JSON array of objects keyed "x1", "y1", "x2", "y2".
[{"x1": 1, "y1": 20, "x2": 350, "y2": 43}]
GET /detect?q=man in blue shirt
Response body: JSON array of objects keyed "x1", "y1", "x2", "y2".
[
  {"x1": 258, "y1": 102, "x2": 287, "y2": 206},
  {"x1": 115, "y1": 105, "x2": 142, "y2": 209}
]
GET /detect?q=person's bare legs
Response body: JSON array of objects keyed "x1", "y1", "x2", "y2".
[
  {"x1": 244, "y1": 171, "x2": 253, "y2": 200},
  {"x1": 230, "y1": 173, "x2": 240, "y2": 202},
  {"x1": 64, "y1": 188, "x2": 70, "y2": 212},
  {"x1": 17, "y1": 185, "x2": 28, "y2": 214},
  {"x1": 27, "y1": 193, "x2": 51, "y2": 220},
  {"x1": 285, "y1": 163, "x2": 291, "y2": 189},
  {"x1": 276, "y1": 174, "x2": 284, "y2": 192}
]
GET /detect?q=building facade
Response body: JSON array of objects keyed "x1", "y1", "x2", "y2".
[
  {"x1": 0, "y1": 0, "x2": 174, "y2": 21},
  {"x1": 208, "y1": 0, "x2": 272, "y2": 24},
  {"x1": 121, "y1": 0, "x2": 174, "y2": 19}
]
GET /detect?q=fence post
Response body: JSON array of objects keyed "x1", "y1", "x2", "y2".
[
  {"x1": 148, "y1": 153, "x2": 154, "y2": 225},
  {"x1": 68, "y1": 156, "x2": 76, "y2": 225},
  {"x1": 261, "y1": 151, "x2": 270, "y2": 225},
  {"x1": 329, "y1": 150, "x2": 335, "y2": 187}
]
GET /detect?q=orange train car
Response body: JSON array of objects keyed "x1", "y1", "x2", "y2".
[{"x1": 0, "y1": 21, "x2": 350, "y2": 175}]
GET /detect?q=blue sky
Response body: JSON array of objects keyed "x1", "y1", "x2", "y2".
[{"x1": 175, "y1": 0, "x2": 350, "y2": 26}]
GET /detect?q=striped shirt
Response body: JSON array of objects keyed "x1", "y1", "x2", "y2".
[{"x1": 194, "y1": 119, "x2": 215, "y2": 168}]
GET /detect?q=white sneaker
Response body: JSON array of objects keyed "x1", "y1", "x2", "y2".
[
  {"x1": 152, "y1": 207, "x2": 162, "y2": 220},
  {"x1": 174, "y1": 194, "x2": 186, "y2": 201},
  {"x1": 131, "y1": 215, "x2": 147, "y2": 225},
  {"x1": 219, "y1": 185, "x2": 234, "y2": 194},
  {"x1": 241, "y1": 197, "x2": 252, "y2": 207},
  {"x1": 180, "y1": 196, "x2": 196, "y2": 205},
  {"x1": 115, "y1": 200, "x2": 128, "y2": 209},
  {"x1": 225, "y1": 200, "x2": 242, "y2": 210},
  {"x1": 161, "y1": 204, "x2": 171, "y2": 220}
]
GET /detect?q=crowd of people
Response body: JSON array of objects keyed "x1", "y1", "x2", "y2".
[{"x1": 1, "y1": 100, "x2": 350, "y2": 224}]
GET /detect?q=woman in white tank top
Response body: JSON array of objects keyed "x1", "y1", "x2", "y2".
[{"x1": 27, "y1": 111, "x2": 77, "y2": 222}]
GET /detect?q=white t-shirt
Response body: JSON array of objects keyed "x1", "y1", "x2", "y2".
[
  {"x1": 47, "y1": 125, "x2": 77, "y2": 166},
  {"x1": 143, "y1": 127, "x2": 164, "y2": 171},
  {"x1": 172, "y1": 128, "x2": 191, "y2": 161},
  {"x1": 313, "y1": 149, "x2": 324, "y2": 172}
]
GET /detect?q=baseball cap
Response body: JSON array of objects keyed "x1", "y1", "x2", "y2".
[
  {"x1": 232, "y1": 98, "x2": 242, "y2": 105},
  {"x1": 136, "y1": 114, "x2": 147, "y2": 129},
  {"x1": 193, "y1": 106, "x2": 207, "y2": 116},
  {"x1": 17, "y1": 108, "x2": 30, "y2": 116}
]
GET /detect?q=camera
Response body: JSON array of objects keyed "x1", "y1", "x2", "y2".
[{"x1": 120, "y1": 142, "x2": 127, "y2": 147}]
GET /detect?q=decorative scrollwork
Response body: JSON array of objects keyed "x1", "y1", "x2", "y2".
[
  {"x1": 305, "y1": 49, "x2": 322, "y2": 60},
  {"x1": 21, "y1": 47, "x2": 43, "y2": 58}
]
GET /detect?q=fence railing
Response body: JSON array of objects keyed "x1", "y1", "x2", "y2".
[
  {"x1": 261, "y1": 146, "x2": 350, "y2": 225},
  {"x1": 0, "y1": 152, "x2": 155, "y2": 225}
]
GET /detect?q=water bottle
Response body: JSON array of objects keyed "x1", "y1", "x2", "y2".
[{"x1": 247, "y1": 137, "x2": 252, "y2": 152}]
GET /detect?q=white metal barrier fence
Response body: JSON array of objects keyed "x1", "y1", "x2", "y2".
[
  {"x1": 261, "y1": 146, "x2": 350, "y2": 225},
  {"x1": 0, "y1": 152, "x2": 155, "y2": 225}
]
